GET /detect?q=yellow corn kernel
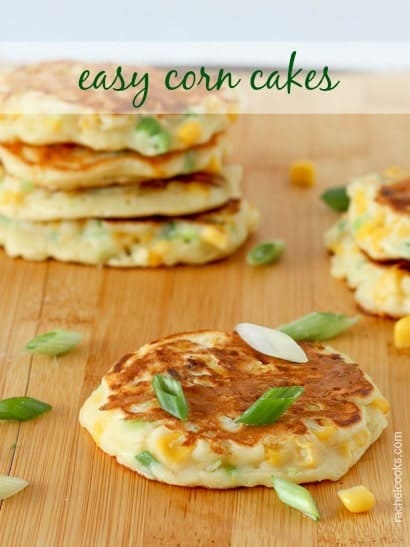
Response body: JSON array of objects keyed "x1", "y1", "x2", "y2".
[
  {"x1": 178, "y1": 121, "x2": 202, "y2": 145},
  {"x1": 147, "y1": 250, "x2": 164, "y2": 267},
  {"x1": 314, "y1": 423, "x2": 336, "y2": 441},
  {"x1": 338, "y1": 441, "x2": 352, "y2": 459},
  {"x1": 205, "y1": 155, "x2": 222, "y2": 174},
  {"x1": 370, "y1": 397, "x2": 390, "y2": 414},
  {"x1": 337, "y1": 485, "x2": 375, "y2": 513},
  {"x1": 289, "y1": 160, "x2": 316, "y2": 187},
  {"x1": 353, "y1": 189, "x2": 367, "y2": 215},
  {"x1": 202, "y1": 226, "x2": 228, "y2": 249},
  {"x1": 155, "y1": 431, "x2": 193, "y2": 463},
  {"x1": 383, "y1": 165, "x2": 404, "y2": 179},
  {"x1": 394, "y1": 316, "x2": 410, "y2": 349},
  {"x1": 91, "y1": 415, "x2": 110, "y2": 444},
  {"x1": 0, "y1": 190, "x2": 24, "y2": 205},
  {"x1": 227, "y1": 110, "x2": 239, "y2": 122},
  {"x1": 265, "y1": 446, "x2": 284, "y2": 466},
  {"x1": 354, "y1": 430, "x2": 370, "y2": 448}
]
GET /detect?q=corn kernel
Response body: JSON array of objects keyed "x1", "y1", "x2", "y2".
[
  {"x1": 370, "y1": 397, "x2": 390, "y2": 414},
  {"x1": 383, "y1": 165, "x2": 403, "y2": 179},
  {"x1": 289, "y1": 160, "x2": 316, "y2": 187},
  {"x1": 0, "y1": 190, "x2": 24, "y2": 205},
  {"x1": 264, "y1": 446, "x2": 284, "y2": 466},
  {"x1": 205, "y1": 155, "x2": 222, "y2": 174},
  {"x1": 155, "y1": 431, "x2": 193, "y2": 463},
  {"x1": 394, "y1": 316, "x2": 410, "y2": 349},
  {"x1": 178, "y1": 121, "x2": 202, "y2": 146},
  {"x1": 202, "y1": 226, "x2": 228, "y2": 248},
  {"x1": 337, "y1": 485, "x2": 375, "y2": 513}
]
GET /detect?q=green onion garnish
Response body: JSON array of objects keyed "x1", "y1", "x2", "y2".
[
  {"x1": 237, "y1": 386, "x2": 304, "y2": 426},
  {"x1": 135, "y1": 450, "x2": 158, "y2": 467},
  {"x1": 24, "y1": 329, "x2": 82, "y2": 356},
  {"x1": 0, "y1": 397, "x2": 51, "y2": 421},
  {"x1": 152, "y1": 374, "x2": 189, "y2": 421},
  {"x1": 247, "y1": 240, "x2": 285, "y2": 266},
  {"x1": 321, "y1": 186, "x2": 350, "y2": 212},
  {"x1": 222, "y1": 464, "x2": 237, "y2": 474},
  {"x1": 0, "y1": 475, "x2": 29, "y2": 500},
  {"x1": 135, "y1": 116, "x2": 171, "y2": 154},
  {"x1": 272, "y1": 476, "x2": 320, "y2": 521},
  {"x1": 278, "y1": 312, "x2": 361, "y2": 341}
]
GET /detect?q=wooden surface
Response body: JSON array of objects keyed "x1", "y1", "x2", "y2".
[{"x1": 0, "y1": 115, "x2": 409, "y2": 547}]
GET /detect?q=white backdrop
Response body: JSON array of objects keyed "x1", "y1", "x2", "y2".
[
  {"x1": 1, "y1": 0, "x2": 410, "y2": 42},
  {"x1": 1, "y1": 42, "x2": 410, "y2": 71}
]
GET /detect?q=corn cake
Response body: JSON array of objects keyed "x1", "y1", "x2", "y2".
[{"x1": 79, "y1": 330, "x2": 389, "y2": 488}]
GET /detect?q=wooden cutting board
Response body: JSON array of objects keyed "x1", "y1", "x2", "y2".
[{"x1": 0, "y1": 114, "x2": 409, "y2": 547}]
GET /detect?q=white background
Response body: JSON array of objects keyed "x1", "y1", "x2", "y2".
[{"x1": 1, "y1": 0, "x2": 410, "y2": 69}]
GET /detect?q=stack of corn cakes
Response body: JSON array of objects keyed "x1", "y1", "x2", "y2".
[
  {"x1": 0, "y1": 61, "x2": 259, "y2": 267},
  {"x1": 325, "y1": 167, "x2": 410, "y2": 317}
]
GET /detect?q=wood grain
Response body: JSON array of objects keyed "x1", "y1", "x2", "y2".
[{"x1": 0, "y1": 115, "x2": 409, "y2": 547}]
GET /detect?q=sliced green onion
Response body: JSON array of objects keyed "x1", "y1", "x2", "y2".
[
  {"x1": 272, "y1": 476, "x2": 320, "y2": 521},
  {"x1": 237, "y1": 386, "x2": 304, "y2": 426},
  {"x1": 278, "y1": 312, "x2": 361, "y2": 341},
  {"x1": 0, "y1": 475, "x2": 29, "y2": 500},
  {"x1": 24, "y1": 329, "x2": 82, "y2": 356},
  {"x1": 321, "y1": 186, "x2": 350, "y2": 212},
  {"x1": 222, "y1": 464, "x2": 237, "y2": 474},
  {"x1": 183, "y1": 150, "x2": 196, "y2": 173},
  {"x1": 235, "y1": 323, "x2": 308, "y2": 363},
  {"x1": 0, "y1": 397, "x2": 51, "y2": 421},
  {"x1": 135, "y1": 116, "x2": 171, "y2": 154},
  {"x1": 135, "y1": 450, "x2": 158, "y2": 467},
  {"x1": 247, "y1": 240, "x2": 285, "y2": 266},
  {"x1": 152, "y1": 374, "x2": 189, "y2": 421},
  {"x1": 161, "y1": 221, "x2": 178, "y2": 239},
  {"x1": 161, "y1": 221, "x2": 197, "y2": 243}
]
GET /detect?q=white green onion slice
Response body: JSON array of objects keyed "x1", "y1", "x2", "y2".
[
  {"x1": 0, "y1": 397, "x2": 51, "y2": 421},
  {"x1": 135, "y1": 116, "x2": 171, "y2": 154},
  {"x1": 237, "y1": 386, "x2": 304, "y2": 426},
  {"x1": 321, "y1": 186, "x2": 350, "y2": 212},
  {"x1": 0, "y1": 475, "x2": 29, "y2": 500},
  {"x1": 152, "y1": 374, "x2": 189, "y2": 421},
  {"x1": 247, "y1": 240, "x2": 285, "y2": 266},
  {"x1": 135, "y1": 450, "x2": 158, "y2": 467},
  {"x1": 235, "y1": 323, "x2": 308, "y2": 363},
  {"x1": 24, "y1": 329, "x2": 82, "y2": 356},
  {"x1": 272, "y1": 476, "x2": 320, "y2": 521},
  {"x1": 278, "y1": 312, "x2": 361, "y2": 341}
]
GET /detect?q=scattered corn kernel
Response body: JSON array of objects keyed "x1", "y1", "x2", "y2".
[
  {"x1": 289, "y1": 160, "x2": 316, "y2": 187},
  {"x1": 394, "y1": 316, "x2": 410, "y2": 349},
  {"x1": 337, "y1": 485, "x2": 375, "y2": 513}
]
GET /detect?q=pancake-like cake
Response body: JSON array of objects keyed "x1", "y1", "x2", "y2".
[
  {"x1": 0, "y1": 166, "x2": 240, "y2": 221},
  {"x1": 0, "y1": 61, "x2": 236, "y2": 155},
  {"x1": 0, "y1": 133, "x2": 228, "y2": 190},
  {"x1": 347, "y1": 168, "x2": 410, "y2": 261},
  {"x1": 325, "y1": 217, "x2": 410, "y2": 318},
  {"x1": 79, "y1": 330, "x2": 389, "y2": 488},
  {"x1": 0, "y1": 198, "x2": 258, "y2": 267}
]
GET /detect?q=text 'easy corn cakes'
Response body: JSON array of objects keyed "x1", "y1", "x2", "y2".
[
  {"x1": 0, "y1": 165, "x2": 240, "y2": 221},
  {"x1": 79, "y1": 330, "x2": 389, "y2": 488},
  {"x1": 347, "y1": 167, "x2": 410, "y2": 261},
  {"x1": 0, "y1": 132, "x2": 228, "y2": 190},
  {"x1": 325, "y1": 217, "x2": 410, "y2": 318},
  {"x1": 0, "y1": 198, "x2": 259, "y2": 267},
  {"x1": 0, "y1": 61, "x2": 237, "y2": 155}
]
